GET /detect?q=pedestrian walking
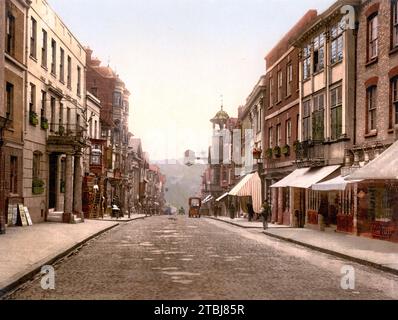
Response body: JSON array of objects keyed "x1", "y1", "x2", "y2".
[
  {"x1": 318, "y1": 195, "x2": 328, "y2": 232},
  {"x1": 261, "y1": 200, "x2": 271, "y2": 230},
  {"x1": 247, "y1": 203, "x2": 254, "y2": 222}
]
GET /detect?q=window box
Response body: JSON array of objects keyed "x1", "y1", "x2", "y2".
[
  {"x1": 265, "y1": 148, "x2": 273, "y2": 159},
  {"x1": 252, "y1": 147, "x2": 262, "y2": 160},
  {"x1": 32, "y1": 178, "x2": 45, "y2": 195},
  {"x1": 293, "y1": 141, "x2": 301, "y2": 153},
  {"x1": 273, "y1": 146, "x2": 281, "y2": 158},
  {"x1": 282, "y1": 144, "x2": 290, "y2": 157},
  {"x1": 41, "y1": 117, "x2": 49, "y2": 130},
  {"x1": 29, "y1": 111, "x2": 39, "y2": 126}
]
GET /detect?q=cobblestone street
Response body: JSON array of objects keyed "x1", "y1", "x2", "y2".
[{"x1": 7, "y1": 216, "x2": 398, "y2": 300}]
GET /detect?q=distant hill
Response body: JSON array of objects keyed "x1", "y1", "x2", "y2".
[{"x1": 155, "y1": 159, "x2": 206, "y2": 212}]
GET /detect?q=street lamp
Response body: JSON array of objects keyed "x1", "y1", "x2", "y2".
[{"x1": 252, "y1": 147, "x2": 265, "y2": 206}]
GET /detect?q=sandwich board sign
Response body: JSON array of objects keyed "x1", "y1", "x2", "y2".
[
  {"x1": 12, "y1": 205, "x2": 18, "y2": 226},
  {"x1": 24, "y1": 207, "x2": 33, "y2": 226},
  {"x1": 18, "y1": 204, "x2": 28, "y2": 227},
  {"x1": 7, "y1": 204, "x2": 13, "y2": 227}
]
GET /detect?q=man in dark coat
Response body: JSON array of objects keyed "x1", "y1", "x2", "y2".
[{"x1": 261, "y1": 200, "x2": 271, "y2": 230}]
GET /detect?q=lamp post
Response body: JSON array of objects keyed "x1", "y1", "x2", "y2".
[
  {"x1": 0, "y1": 116, "x2": 11, "y2": 234},
  {"x1": 252, "y1": 147, "x2": 265, "y2": 206}
]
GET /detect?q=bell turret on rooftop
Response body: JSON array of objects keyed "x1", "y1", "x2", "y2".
[{"x1": 210, "y1": 105, "x2": 230, "y2": 130}]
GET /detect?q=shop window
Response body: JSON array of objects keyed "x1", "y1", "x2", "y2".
[{"x1": 368, "y1": 185, "x2": 398, "y2": 222}]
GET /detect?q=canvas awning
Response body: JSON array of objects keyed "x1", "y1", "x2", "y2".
[
  {"x1": 228, "y1": 172, "x2": 262, "y2": 213},
  {"x1": 216, "y1": 192, "x2": 229, "y2": 202},
  {"x1": 346, "y1": 140, "x2": 398, "y2": 180},
  {"x1": 271, "y1": 165, "x2": 341, "y2": 189},
  {"x1": 202, "y1": 195, "x2": 213, "y2": 204},
  {"x1": 312, "y1": 175, "x2": 362, "y2": 191}
]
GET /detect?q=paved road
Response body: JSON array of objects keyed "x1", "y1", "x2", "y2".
[{"x1": 7, "y1": 216, "x2": 398, "y2": 300}]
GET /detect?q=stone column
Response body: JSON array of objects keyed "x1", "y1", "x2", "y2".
[
  {"x1": 55, "y1": 155, "x2": 63, "y2": 212},
  {"x1": 73, "y1": 152, "x2": 83, "y2": 221},
  {"x1": 278, "y1": 187, "x2": 284, "y2": 225},
  {"x1": 271, "y1": 186, "x2": 278, "y2": 223},
  {"x1": 63, "y1": 153, "x2": 73, "y2": 223}
]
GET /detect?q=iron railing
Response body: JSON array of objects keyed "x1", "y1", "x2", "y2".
[{"x1": 295, "y1": 140, "x2": 325, "y2": 168}]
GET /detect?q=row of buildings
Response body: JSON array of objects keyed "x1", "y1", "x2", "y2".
[
  {"x1": 201, "y1": 0, "x2": 398, "y2": 243},
  {"x1": 0, "y1": 0, "x2": 165, "y2": 233}
]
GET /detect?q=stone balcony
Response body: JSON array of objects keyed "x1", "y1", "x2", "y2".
[
  {"x1": 47, "y1": 123, "x2": 88, "y2": 153},
  {"x1": 295, "y1": 140, "x2": 325, "y2": 168}
]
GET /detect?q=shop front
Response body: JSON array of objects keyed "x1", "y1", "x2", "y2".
[
  {"x1": 347, "y1": 140, "x2": 398, "y2": 242},
  {"x1": 271, "y1": 165, "x2": 341, "y2": 228}
]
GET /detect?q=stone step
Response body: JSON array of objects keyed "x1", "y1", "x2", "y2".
[
  {"x1": 49, "y1": 211, "x2": 63, "y2": 217},
  {"x1": 73, "y1": 217, "x2": 83, "y2": 224},
  {"x1": 47, "y1": 215, "x2": 63, "y2": 223}
]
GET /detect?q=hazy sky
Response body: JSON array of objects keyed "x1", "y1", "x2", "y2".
[{"x1": 49, "y1": 0, "x2": 333, "y2": 161}]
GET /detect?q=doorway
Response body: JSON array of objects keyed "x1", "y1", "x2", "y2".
[{"x1": 48, "y1": 154, "x2": 58, "y2": 209}]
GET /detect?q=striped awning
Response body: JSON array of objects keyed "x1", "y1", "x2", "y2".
[{"x1": 228, "y1": 172, "x2": 262, "y2": 213}]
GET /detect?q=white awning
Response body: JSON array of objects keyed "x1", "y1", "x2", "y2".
[
  {"x1": 271, "y1": 165, "x2": 341, "y2": 189},
  {"x1": 271, "y1": 168, "x2": 310, "y2": 188},
  {"x1": 202, "y1": 195, "x2": 213, "y2": 204},
  {"x1": 346, "y1": 140, "x2": 398, "y2": 180},
  {"x1": 312, "y1": 175, "x2": 363, "y2": 191},
  {"x1": 228, "y1": 172, "x2": 262, "y2": 213},
  {"x1": 216, "y1": 192, "x2": 229, "y2": 202}
]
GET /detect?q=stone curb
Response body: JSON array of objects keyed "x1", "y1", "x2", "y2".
[
  {"x1": 0, "y1": 223, "x2": 120, "y2": 299},
  {"x1": 263, "y1": 231, "x2": 398, "y2": 276},
  {"x1": 206, "y1": 216, "x2": 287, "y2": 229},
  {"x1": 90, "y1": 215, "x2": 148, "y2": 223}
]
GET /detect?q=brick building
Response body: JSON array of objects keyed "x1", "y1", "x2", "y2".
[
  {"x1": 343, "y1": 0, "x2": 398, "y2": 241},
  {"x1": 264, "y1": 10, "x2": 318, "y2": 226},
  {"x1": 86, "y1": 49, "x2": 131, "y2": 216},
  {"x1": 2, "y1": 0, "x2": 29, "y2": 230}
]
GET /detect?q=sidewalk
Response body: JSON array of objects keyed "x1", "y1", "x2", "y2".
[
  {"x1": 91, "y1": 214, "x2": 147, "y2": 222},
  {"x1": 208, "y1": 216, "x2": 398, "y2": 275},
  {"x1": 207, "y1": 216, "x2": 291, "y2": 229},
  {"x1": 263, "y1": 228, "x2": 398, "y2": 274},
  {"x1": 0, "y1": 220, "x2": 119, "y2": 297}
]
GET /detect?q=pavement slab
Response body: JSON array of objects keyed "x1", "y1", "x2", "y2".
[{"x1": 0, "y1": 220, "x2": 119, "y2": 295}]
